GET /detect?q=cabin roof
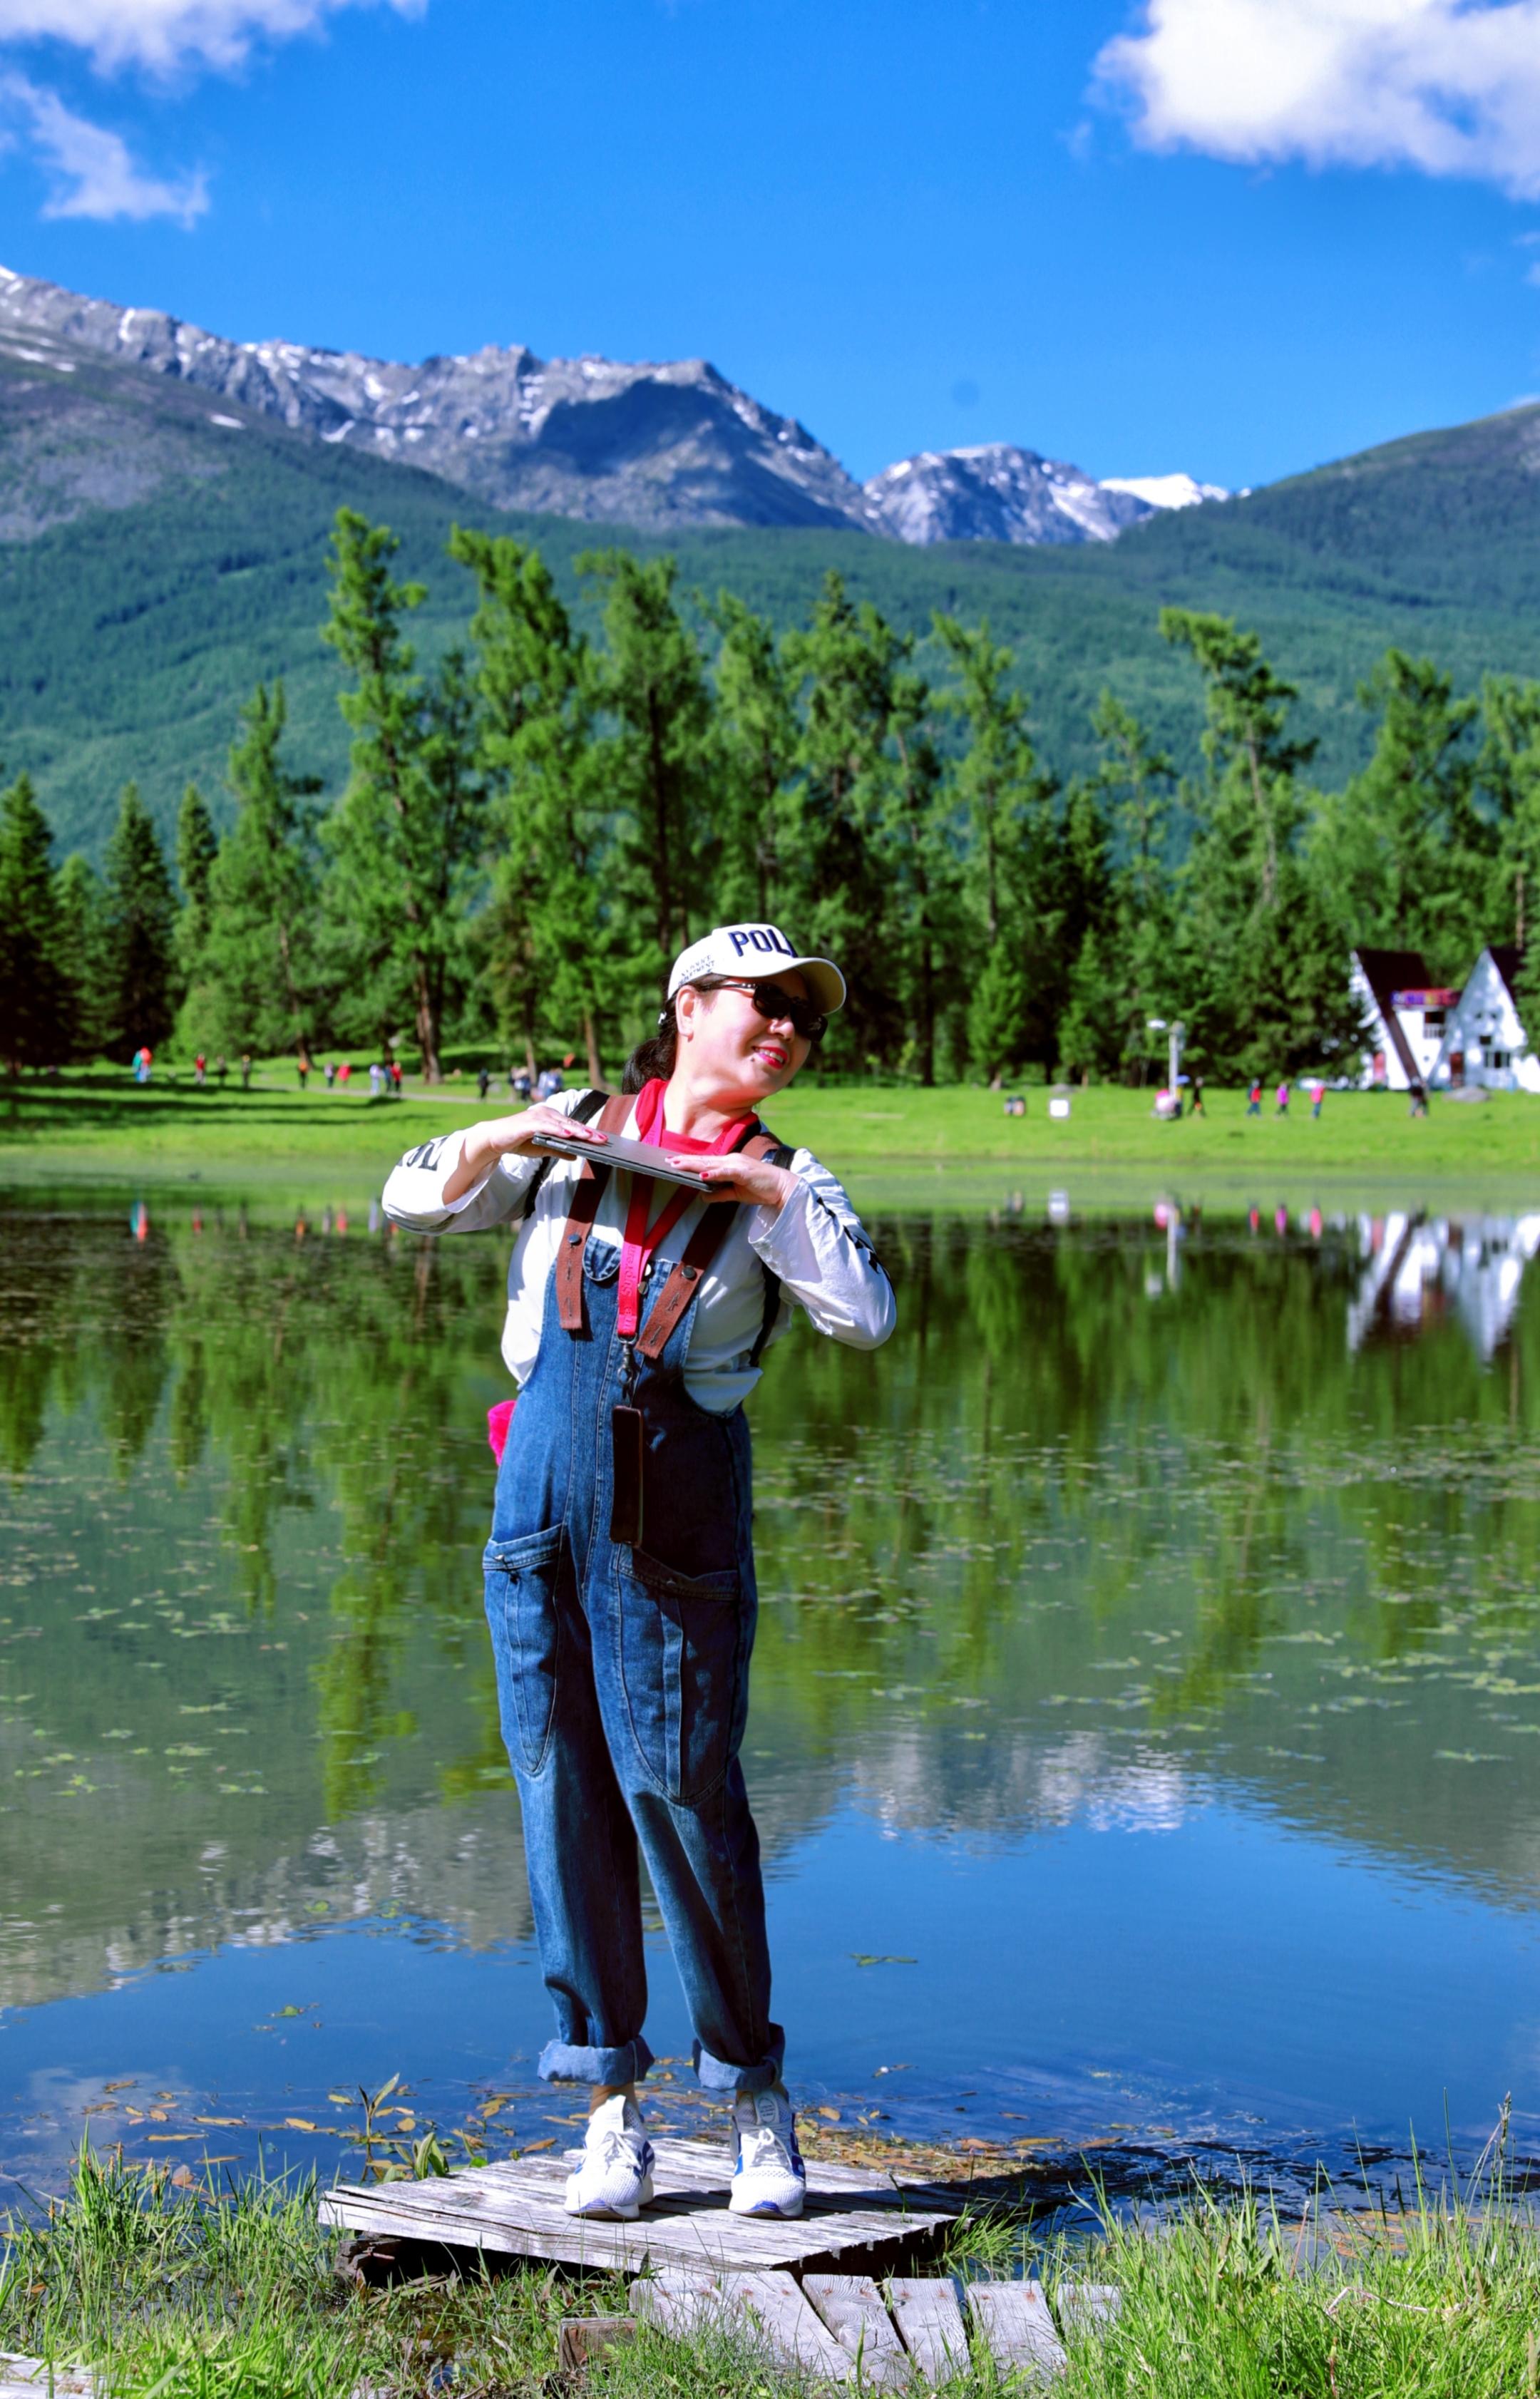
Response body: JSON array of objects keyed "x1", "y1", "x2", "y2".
[{"x1": 1351, "y1": 947, "x2": 1432, "y2": 1085}]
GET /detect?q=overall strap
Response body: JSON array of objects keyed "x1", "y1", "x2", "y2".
[
  {"x1": 554, "y1": 1091, "x2": 632, "y2": 1332},
  {"x1": 633, "y1": 1131, "x2": 781, "y2": 1362}
]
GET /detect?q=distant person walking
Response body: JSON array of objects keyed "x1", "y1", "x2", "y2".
[
  {"x1": 1247, "y1": 1080, "x2": 1262, "y2": 1116},
  {"x1": 215, "y1": 1055, "x2": 227, "y2": 1089},
  {"x1": 240, "y1": 1054, "x2": 252, "y2": 1091},
  {"x1": 339, "y1": 1061, "x2": 352, "y2": 1087},
  {"x1": 194, "y1": 1053, "x2": 207, "y2": 1089},
  {"x1": 1189, "y1": 1077, "x2": 1205, "y2": 1118},
  {"x1": 324, "y1": 1060, "x2": 337, "y2": 1090},
  {"x1": 389, "y1": 1059, "x2": 403, "y2": 1094},
  {"x1": 537, "y1": 1064, "x2": 565, "y2": 1101},
  {"x1": 369, "y1": 1062, "x2": 383, "y2": 1099},
  {"x1": 1310, "y1": 1081, "x2": 1325, "y2": 1120},
  {"x1": 478, "y1": 1067, "x2": 492, "y2": 1101},
  {"x1": 1275, "y1": 1082, "x2": 1290, "y2": 1116},
  {"x1": 133, "y1": 1046, "x2": 152, "y2": 1086},
  {"x1": 297, "y1": 1050, "x2": 311, "y2": 1090}
]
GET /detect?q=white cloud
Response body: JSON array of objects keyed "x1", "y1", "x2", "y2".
[
  {"x1": 1095, "y1": 0, "x2": 1540, "y2": 200},
  {"x1": 0, "y1": 70, "x2": 206, "y2": 217},
  {"x1": 0, "y1": 0, "x2": 423, "y2": 76},
  {"x1": 0, "y1": 0, "x2": 423, "y2": 225}
]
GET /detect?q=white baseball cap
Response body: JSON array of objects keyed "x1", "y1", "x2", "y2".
[{"x1": 667, "y1": 924, "x2": 846, "y2": 1014}]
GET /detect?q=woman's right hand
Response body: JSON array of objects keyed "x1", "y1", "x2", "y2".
[{"x1": 441, "y1": 1104, "x2": 609, "y2": 1204}]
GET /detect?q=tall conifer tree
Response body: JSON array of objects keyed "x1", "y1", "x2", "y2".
[
  {"x1": 100, "y1": 783, "x2": 177, "y2": 1060},
  {"x1": 323, "y1": 510, "x2": 485, "y2": 1077},
  {"x1": 0, "y1": 773, "x2": 66, "y2": 1073}
]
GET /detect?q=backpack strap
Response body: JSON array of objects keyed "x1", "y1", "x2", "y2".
[
  {"x1": 632, "y1": 1130, "x2": 783, "y2": 1361},
  {"x1": 748, "y1": 1134, "x2": 794, "y2": 1368},
  {"x1": 553, "y1": 1091, "x2": 631, "y2": 1331}
]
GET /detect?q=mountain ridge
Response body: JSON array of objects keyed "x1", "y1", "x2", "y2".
[{"x1": 0, "y1": 262, "x2": 1213, "y2": 543}]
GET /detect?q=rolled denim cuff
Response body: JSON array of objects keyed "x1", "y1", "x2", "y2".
[
  {"x1": 693, "y1": 2026, "x2": 786, "y2": 2093},
  {"x1": 538, "y1": 2034, "x2": 655, "y2": 2087}
]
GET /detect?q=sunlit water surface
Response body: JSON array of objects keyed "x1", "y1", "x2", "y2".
[{"x1": 2, "y1": 1192, "x2": 1539, "y2": 2202}]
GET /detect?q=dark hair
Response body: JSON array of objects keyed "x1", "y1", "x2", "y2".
[
  {"x1": 622, "y1": 996, "x2": 682, "y2": 1094},
  {"x1": 623, "y1": 982, "x2": 729, "y2": 1091}
]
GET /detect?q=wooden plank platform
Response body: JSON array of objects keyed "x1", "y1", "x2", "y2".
[
  {"x1": 889, "y1": 2274, "x2": 970, "y2": 2383},
  {"x1": 635, "y1": 2268, "x2": 855, "y2": 2378},
  {"x1": 967, "y1": 2281, "x2": 1067, "y2": 2383},
  {"x1": 1, "y1": 2358, "x2": 95, "y2": 2399},
  {"x1": 319, "y1": 2136, "x2": 960, "y2": 2275},
  {"x1": 804, "y1": 2273, "x2": 912, "y2": 2388}
]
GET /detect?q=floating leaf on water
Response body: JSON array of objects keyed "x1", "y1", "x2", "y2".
[{"x1": 850, "y1": 1953, "x2": 916, "y2": 1967}]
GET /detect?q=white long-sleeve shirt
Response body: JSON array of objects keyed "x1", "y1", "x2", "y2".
[{"x1": 380, "y1": 1088, "x2": 896, "y2": 1412}]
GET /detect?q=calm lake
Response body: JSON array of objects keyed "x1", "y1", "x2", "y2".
[{"x1": 2, "y1": 1188, "x2": 1539, "y2": 2202}]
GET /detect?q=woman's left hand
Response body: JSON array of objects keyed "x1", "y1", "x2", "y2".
[{"x1": 669, "y1": 1154, "x2": 796, "y2": 1212}]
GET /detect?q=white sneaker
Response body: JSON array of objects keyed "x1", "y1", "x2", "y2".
[
  {"x1": 563, "y1": 2093, "x2": 656, "y2": 2220},
  {"x1": 729, "y1": 2086, "x2": 806, "y2": 2218}
]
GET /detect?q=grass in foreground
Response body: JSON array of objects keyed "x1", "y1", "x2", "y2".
[
  {"x1": 2, "y1": 1067, "x2": 1539, "y2": 1196},
  {"x1": 6, "y1": 2144, "x2": 1540, "y2": 2398}
]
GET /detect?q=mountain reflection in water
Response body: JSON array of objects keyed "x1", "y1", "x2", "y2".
[{"x1": 1, "y1": 1194, "x2": 1539, "y2": 2181}]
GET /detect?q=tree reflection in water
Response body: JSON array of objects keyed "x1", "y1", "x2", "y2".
[{"x1": 0, "y1": 1196, "x2": 1538, "y2": 2020}]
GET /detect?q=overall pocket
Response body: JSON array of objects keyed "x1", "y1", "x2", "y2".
[
  {"x1": 616, "y1": 1547, "x2": 744, "y2": 1804},
  {"x1": 483, "y1": 1525, "x2": 565, "y2": 1774}
]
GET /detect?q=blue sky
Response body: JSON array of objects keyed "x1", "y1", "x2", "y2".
[{"x1": 2, "y1": 0, "x2": 1540, "y2": 490}]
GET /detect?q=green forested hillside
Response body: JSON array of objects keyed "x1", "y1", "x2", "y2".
[{"x1": 3, "y1": 344, "x2": 1540, "y2": 858}]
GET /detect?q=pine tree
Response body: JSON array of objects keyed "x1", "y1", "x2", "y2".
[
  {"x1": 323, "y1": 510, "x2": 486, "y2": 1077},
  {"x1": 54, "y1": 853, "x2": 106, "y2": 1061},
  {"x1": 784, "y1": 573, "x2": 907, "y2": 1068},
  {"x1": 201, "y1": 684, "x2": 323, "y2": 1057},
  {"x1": 1478, "y1": 674, "x2": 1540, "y2": 1060},
  {"x1": 1090, "y1": 692, "x2": 1176, "y2": 1079},
  {"x1": 1161, "y1": 610, "x2": 1357, "y2": 1078},
  {"x1": 0, "y1": 772, "x2": 66, "y2": 1073},
  {"x1": 451, "y1": 525, "x2": 609, "y2": 1080},
  {"x1": 100, "y1": 782, "x2": 177, "y2": 1061},
  {"x1": 1312, "y1": 652, "x2": 1484, "y2": 977},
  {"x1": 175, "y1": 784, "x2": 218, "y2": 975},
  {"x1": 884, "y1": 664, "x2": 961, "y2": 1085},
  {"x1": 580, "y1": 549, "x2": 712, "y2": 997},
  {"x1": 933, "y1": 615, "x2": 1057, "y2": 1081},
  {"x1": 708, "y1": 592, "x2": 799, "y2": 923}
]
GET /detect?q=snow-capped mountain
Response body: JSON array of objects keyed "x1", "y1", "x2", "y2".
[
  {"x1": 863, "y1": 444, "x2": 1154, "y2": 545},
  {"x1": 862, "y1": 449, "x2": 1231, "y2": 545},
  {"x1": 0, "y1": 264, "x2": 1224, "y2": 544},
  {"x1": 0, "y1": 264, "x2": 877, "y2": 533},
  {"x1": 1101, "y1": 472, "x2": 1230, "y2": 511}
]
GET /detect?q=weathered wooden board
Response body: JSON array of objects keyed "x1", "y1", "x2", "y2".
[
  {"x1": 320, "y1": 2136, "x2": 958, "y2": 2275},
  {"x1": 966, "y1": 2281, "x2": 1067, "y2": 2383},
  {"x1": 804, "y1": 2273, "x2": 912, "y2": 2387},
  {"x1": 0, "y1": 2358, "x2": 96, "y2": 2399},
  {"x1": 630, "y1": 2267, "x2": 729, "y2": 2339},
  {"x1": 1057, "y1": 2281, "x2": 1121, "y2": 2335},
  {"x1": 888, "y1": 2276, "x2": 970, "y2": 2384},
  {"x1": 633, "y1": 2269, "x2": 853, "y2": 2378},
  {"x1": 557, "y1": 2318, "x2": 638, "y2": 2371}
]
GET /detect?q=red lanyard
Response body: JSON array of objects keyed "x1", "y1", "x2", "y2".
[{"x1": 616, "y1": 1079, "x2": 754, "y2": 1340}]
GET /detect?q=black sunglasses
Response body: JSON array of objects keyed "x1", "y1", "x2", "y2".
[{"x1": 693, "y1": 976, "x2": 828, "y2": 1042}]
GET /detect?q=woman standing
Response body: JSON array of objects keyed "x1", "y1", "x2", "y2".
[{"x1": 382, "y1": 925, "x2": 895, "y2": 2223}]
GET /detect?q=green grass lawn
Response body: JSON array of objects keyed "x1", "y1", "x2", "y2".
[
  {"x1": 2, "y1": 1067, "x2": 1538, "y2": 1213},
  {"x1": 4, "y1": 2144, "x2": 1538, "y2": 2399}
]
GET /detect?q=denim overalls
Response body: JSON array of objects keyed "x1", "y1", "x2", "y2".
[{"x1": 483, "y1": 1213, "x2": 784, "y2": 2096}]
